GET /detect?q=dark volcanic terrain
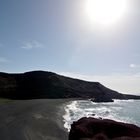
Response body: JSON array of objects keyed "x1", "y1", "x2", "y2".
[
  {"x1": 0, "y1": 99, "x2": 68, "y2": 140},
  {"x1": 69, "y1": 117, "x2": 140, "y2": 140},
  {"x1": 0, "y1": 70, "x2": 140, "y2": 100}
]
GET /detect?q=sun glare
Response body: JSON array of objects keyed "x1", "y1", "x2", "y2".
[{"x1": 86, "y1": 0, "x2": 127, "y2": 26}]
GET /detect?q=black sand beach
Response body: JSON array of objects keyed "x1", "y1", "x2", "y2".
[{"x1": 0, "y1": 99, "x2": 69, "y2": 140}]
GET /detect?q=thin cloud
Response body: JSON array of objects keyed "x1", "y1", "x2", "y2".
[
  {"x1": 0, "y1": 57, "x2": 10, "y2": 63},
  {"x1": 21, "y1": 41, "x2": 44, "y2": 50},
  {"x1": 129, "y1": 64, "x2": 140, "y2": 68}
]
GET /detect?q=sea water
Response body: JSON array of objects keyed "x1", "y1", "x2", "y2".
[{"x1": 63, "y1": 100, "x2": 140, "y2": 131}]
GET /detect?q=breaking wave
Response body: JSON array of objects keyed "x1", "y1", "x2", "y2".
[{"x1": 63, "y1": 99, "x2": 140, "y2": 131}]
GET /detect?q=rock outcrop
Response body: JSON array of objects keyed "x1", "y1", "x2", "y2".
[
  {"x1": 91, "y1": 95, "x2": 114, "y2": 103},
  {"x1": 0, "y1": 70, "x2": 140, "y2": 100},
  {"x1": 69, "y1": 117, "x2": 140, "y2": 140}
]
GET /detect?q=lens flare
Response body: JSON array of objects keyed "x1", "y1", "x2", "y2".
[{"x1": 86, "y1": 0, "x2": 127, "y2": 26}]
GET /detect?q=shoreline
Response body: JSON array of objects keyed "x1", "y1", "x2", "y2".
[
  {"x1": 62, "y1": 99, "x2": 140, "y2": 132},
  {"x1": 0, "y1": 99, "x2": 71, "y2": 140}
]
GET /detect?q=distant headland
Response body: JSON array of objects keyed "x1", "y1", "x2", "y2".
[{"x1": 0, "y1": 70, "x2": 140, "y2": 102}]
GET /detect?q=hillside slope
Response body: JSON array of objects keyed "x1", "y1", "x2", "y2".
[{"x1": 0, "y1": 70, "x2": 140, "y2": 100}]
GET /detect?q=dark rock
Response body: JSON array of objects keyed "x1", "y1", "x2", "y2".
[
  {"x1": 69, "y1": 117, "x2": 140, "y2": 140},
  {"x1": 0, "y1": 70, "x2": 140, "y2": 100},
  {"x1": 91, "y1": 95, "x2": 114, "y2": 103}
]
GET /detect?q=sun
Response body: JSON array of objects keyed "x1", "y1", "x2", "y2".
[{"x1": 86, "y1": 0, "x2": 127, "y2": 26}]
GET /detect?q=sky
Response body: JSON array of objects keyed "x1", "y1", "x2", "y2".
[{"x1": 0, "y1": 0, "x2": 140, "y2": 94}]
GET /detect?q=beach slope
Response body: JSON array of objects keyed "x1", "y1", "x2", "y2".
[{"x1": 0, "y1": 99, "x2": 68, "y2": 140}]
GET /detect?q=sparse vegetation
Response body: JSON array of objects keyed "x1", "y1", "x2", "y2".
[{"x1": 0, "y1": 98, "x2": 12, "y2": 104}]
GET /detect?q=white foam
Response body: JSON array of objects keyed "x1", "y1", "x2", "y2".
[
  {"x1": 114, "y1": 99, "x2": 135, "y2": 103},
  {"x1": 63, "y1": 101, "x2": 79, "y2": 131},
  {"x1": 63, "y1": 100, "x2": 140, "y2": 132}
]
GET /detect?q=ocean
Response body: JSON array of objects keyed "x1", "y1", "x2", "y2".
[{"x1": 63, "y1": 100, "x2": 140, "y2": 131}]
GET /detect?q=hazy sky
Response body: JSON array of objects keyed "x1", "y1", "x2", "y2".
[{"x1": 0, "y1": 0, "x2": 140, "y2": 94}]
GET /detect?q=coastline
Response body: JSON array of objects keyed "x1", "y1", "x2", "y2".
[
  {"x1": 1, "y1": 98, "x2": 140, "y2": 140},
  {"x1": 62, "y1": 99, "x2": 140, "y2": 132},
  {"x1": 0, "y1": 99, "x2": 70, "y2": 140}
]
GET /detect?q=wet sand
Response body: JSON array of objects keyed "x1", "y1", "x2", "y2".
[{"x1": 0, "y1": 99, "x2": 69, "y2": 140}]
